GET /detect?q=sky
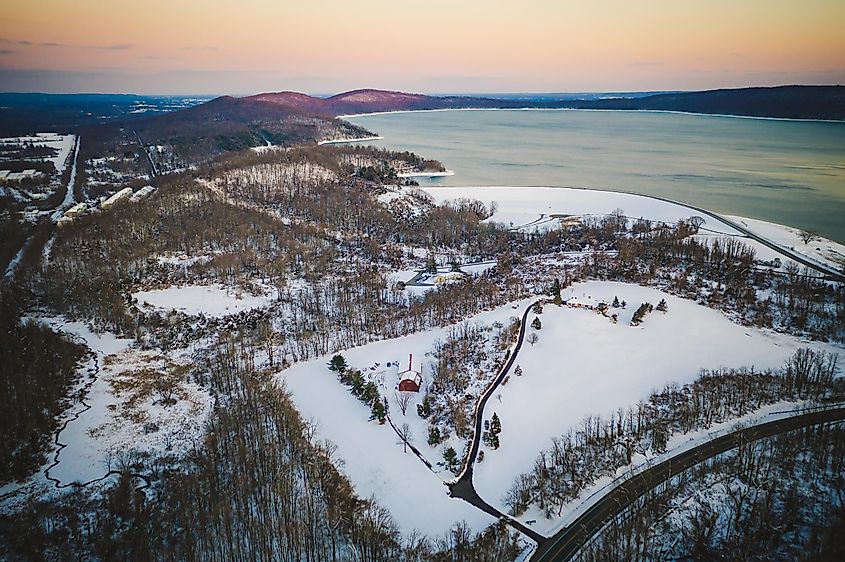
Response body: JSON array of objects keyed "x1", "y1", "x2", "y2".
[{"x1": 1, "y1": 0, "x2": 844, "y2": 95}]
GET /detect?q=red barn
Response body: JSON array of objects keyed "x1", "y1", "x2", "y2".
[{"x1": 397, "y1": 354, "x2": 422, "y2": 392}]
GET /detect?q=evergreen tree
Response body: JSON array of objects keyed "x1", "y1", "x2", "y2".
[
  {"x1": 417, "y1": 395, "x2": 432, "y2": 418},
  {"x1": 532, "y1": 301, "x2": 544, "y2": 315},
  {"x1": 656, "y1": 298, "x2": 668, "y2": 312},
  {"x1": 621, "y1": 300, "x2": 627, "y2": 309},
  {"x1": 490, "y1": 413, "x2": 502, "y2": 435},
  {"x1": 362, "y1": 381, "x2": 379, "y2": 404},
  {"x1": 631, "y1": 302, "x2": 651, "y2": 325},
  {"x1": 514, "y1": 365, "x2": 523, "y2": 376},
  {"x1": 428, "y1": 425, "x2": 442, "y2": 446},
  {"x1": 426, "y1": 254, "x2": 437, "y2": 273},
  {"x1": 612, "y1": 296, "x2": 620, "y2": 308},
  {"x1": 531, "y1": 316, "x2": 542, "y2": 330},
  {"x1": 370, "y1": 399, "x2": 386, "y2": 424},
  {"x1": 551, "y1": 278, "x2": 561, "y2": 300},
  {"x1": 489, "y1": 432, "x2": 500, "y2": 450},
  {"x1": 327, "y1": 354, "x2": 348, "y2": 373},
  {"x1": 443, "y1": 446, "x2": 459, "y2": 472},
  {"x1": 349, "y1": 370, "x2": 365, "y2": 398}
]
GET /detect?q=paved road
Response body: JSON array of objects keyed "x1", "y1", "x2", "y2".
[
  {"x1": 543, "y1": 185, "x2": 845, "y2": 283},
  {"x1": 447, "y1": 299, "x2": 545, "y2": 543},
  {"x1": 530, "y1": 405, "x2": 845, "y2": 562},
  {"x1": 638, "y1": 192, "x2": 845, "y2": 283}
]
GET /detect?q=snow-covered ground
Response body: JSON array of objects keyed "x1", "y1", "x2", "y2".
[
  {"x1": 32, "y1": 319, "x2": 212, "y2": 487},
  {"x1": 421, "y1": 185, "x2": 844, "y2": 274},
  {"x1": 133, "y1": 284, "x2": 272, "y2": 317},
  {"x1": 473, "y1": 281, "x2": 842, "y2": 526},
  {"x1": 389, "y1": 262, "x2": 497, "y2": 296},
  {"x1": 278, "y1": 299, "x2": 534, "y2": 536},
  {"x1": 421, "y1": 186, "x2": 738, "y2": 234},
  {"x1": 526, "y1": 400, "x2": 842, "y2": 538},
  {"x1": 727, "y1": 214, "x2": 845, "y2": 272},
  {"x1": 0, "y1": 133, "x2": 76, "y2": 174}
]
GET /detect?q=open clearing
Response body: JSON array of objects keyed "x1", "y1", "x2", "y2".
[{"x1": 473, "y1": 281, "x2": 841, "y2": 520}]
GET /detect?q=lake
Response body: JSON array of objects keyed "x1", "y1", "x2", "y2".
[{"x1": 346, "y1": 110, "x2": 845, "y2": 243}]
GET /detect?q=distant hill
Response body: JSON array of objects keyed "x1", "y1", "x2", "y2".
[
  {"x1": 249, "y1": 88, "x2": 512, "y2": 116},
  {"x1": 78, "y1": 94, "x2": 372, "y2": 178},
  {"x1": 248, "y1": 85, "x2": 845, "y2": 121},
  {"x1": 565, "y1": 86, "x2": 845, "y2": 121}
]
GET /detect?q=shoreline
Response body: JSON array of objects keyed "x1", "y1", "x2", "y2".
[
  {"x1": 317, "y1": 135, "x2": 384, "y2": 145},
  {"x1": 398, "y1": 170, "x2": 454, "y2": 178},
  {"x1": 418, "y1": 185, "x2": 845, "y2": 276},
  {"x1": 339, "y1": 107, "x2": 845, "y2": 124}
]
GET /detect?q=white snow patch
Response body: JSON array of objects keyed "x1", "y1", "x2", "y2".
[
  {"x1": 279, "y1": 299, "x2": 535, "y2": 536},
  {"x1": 421, "y1": 186, "x2": 742, "y2": 234},
  {"x1": 474, "y1": 281, "x2": 842, "y2": 522},
  {"x1": 726, "y1": 214, "x2": 845, "y2": 273},
  {"x1": 133, "y1": 284, "x2": 272, "y2": 317}
]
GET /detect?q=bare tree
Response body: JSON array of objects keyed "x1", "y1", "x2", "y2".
[
  {"x1": 799, "y1": 229, "x2": 818, "y2": 244},
  {"x1": 398, "y1": 423, "x2": 413, "y2": 453},
  {"x1": 526, "y1": 332, "x2": 539, "y2": 347},
  {"x1": 688, "y1": 215, "x2": 706, "y2": 234},
  {"x1": 395, "y1": 391, "x2": 412, "y2": 416}
]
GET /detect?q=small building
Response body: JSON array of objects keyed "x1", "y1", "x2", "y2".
[
  {"x1": 564, "y1": 294, "x2": 598, "y2": 310},
  {"x1": 434, "y1": 272, "x2": 464, "y2": 284},
  {"x1": 101, "y1": 187, "x2": 134, "y2": 209},
  {"x1": 129, "y1": 185, "x2": 156, "y2": 203},
  {"x1": 397, "y1": 354, "x2": 422, "y2": 392},
  {"x1": 64, "y1": 202, "x2": 88, "y2": 218}
]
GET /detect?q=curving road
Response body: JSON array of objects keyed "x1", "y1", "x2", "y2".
[
  {"x1": 448, "y1": 299, "x2": 545, "y2": 543},
  {"x1": 545, "y1": 185, "x2": 845, "y2": 283},
  {"x1": 530, "y1": 405, "x2": 845, "y2": 562},
  {"x1": 635, "y1": 191, "x2": 845, "y2": 283}
]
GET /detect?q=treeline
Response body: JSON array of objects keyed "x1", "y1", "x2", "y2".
[
  {"x1": 0, "y1": 339, "x2": 521, "y2": 562},
  {"x1": 0, "y1": 282, "x2": 86, "y2": 484},
  {"x1": 505, "y1": 349, "x2": 842, "y2": 519},
  {"x1": 570, "y1": 219, "x2": 845, "y2": 342},
  {"x1": 573, "y1": 422, "x2": 845, "y2": 561}
]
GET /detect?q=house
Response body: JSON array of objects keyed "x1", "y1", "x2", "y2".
[
  {"x1": 397, "y1": 353, "x2": 422, "y2": 392},
  {"x1": 564, "y1": 294, "x2": 599, "y2": 310}
]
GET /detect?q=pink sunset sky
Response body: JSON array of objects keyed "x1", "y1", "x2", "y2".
[{"x1": 1, "y1": 0, "x2": 844, "y2": 94}]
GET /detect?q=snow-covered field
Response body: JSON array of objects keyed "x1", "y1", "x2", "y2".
[
  {"x1": 35, "y1": 319, "x2": 212, "y2": 487},
  {"x1": 727, "y1": 214, "x2": 845, "y2": 272},
  {"x1": 279, "y1": 299, "x2": 534, "y2": 536},
  {"x1": 472, "y1": 281, "x2": 842, "y2": 523},
  {"x1": 421, "y1": 186, "x2": 844, "y2": 274},
  {"x1": 133, "y1": 284, "x2": 272, "y2": 317},
  {"x1": 0, "y1": 133, "x2": 76, "y2": 174},
  {"x1": 421, "y1": 186, "x2": 737, "y2": 233}
]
